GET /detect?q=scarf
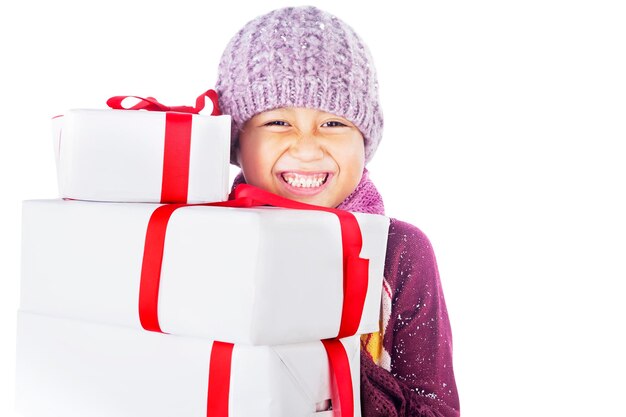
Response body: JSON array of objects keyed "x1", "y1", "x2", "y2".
[{"x1": 230, "y1": 169, "x2": 385, "y2": 215}]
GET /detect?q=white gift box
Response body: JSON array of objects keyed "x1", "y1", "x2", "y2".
[
  {"x1": 16, "y1": 311, "x2": 360, "y2": 417},
  {"x1": 20, "y1": 199, "x2": 389, "y2": 345},
  {"x1": 52, "y1": 109, "x2": 231, "y2": 203}
]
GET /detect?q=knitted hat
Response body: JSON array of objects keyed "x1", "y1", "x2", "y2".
[{"x1": 216, "y1": 6, "x2": 383, "y2": 166}]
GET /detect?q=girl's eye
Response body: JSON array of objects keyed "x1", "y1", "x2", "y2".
[
  {"x1": 322, "y1": 121, "x2": 347, "y2": 127},
  {"x1": 264, "y1": 120, "x2": 290, "y2": 127}
]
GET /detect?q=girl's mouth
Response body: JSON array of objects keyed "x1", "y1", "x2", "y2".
[{"x1": 278, "y1": 171, "x2": 332, "y2": 195}]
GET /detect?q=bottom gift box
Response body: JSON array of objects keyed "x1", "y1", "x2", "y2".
[{"x1": 16, "y1": 311, "x2": 360, "y2": 417}]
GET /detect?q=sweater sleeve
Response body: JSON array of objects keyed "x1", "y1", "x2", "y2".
[{"x1": 360, "y1": 219, "x2": 460, "y2": 417}]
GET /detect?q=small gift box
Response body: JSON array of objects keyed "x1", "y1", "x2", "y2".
[
  {"x1": 52, "y1": 90, "x2": 231, "y2": 203},
  {"x1": 16, "y1": 311, "x2": 361, "y2": 417},
  {"x1": 20, "y1": 190, "x2": 390, "y2": 345}
]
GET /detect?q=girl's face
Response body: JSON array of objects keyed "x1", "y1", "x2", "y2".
[{"x1": 237, "y1": 107, "x2": 365, "y2": 208}]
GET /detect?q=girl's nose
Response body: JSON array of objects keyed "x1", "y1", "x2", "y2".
[{"x1": 288, "y1": 133, "x2": 324, "y2": 161}]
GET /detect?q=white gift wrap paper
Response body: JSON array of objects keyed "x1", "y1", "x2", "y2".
[
  {"x1": 16, "y1": 311, "x2": 361, "y2": 417},
  {"x1": 52, "y1": 109, "x2": 231, "y2": 203},
  {"x1": 20, "y1": 199, "x2": 390, "y2": 345}
]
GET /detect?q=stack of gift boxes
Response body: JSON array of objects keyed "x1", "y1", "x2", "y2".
[{"x1": 16, "y1": 91, "x2": 390, "y2": 417}]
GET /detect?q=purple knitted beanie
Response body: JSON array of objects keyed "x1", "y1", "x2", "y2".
[{"x1": 216, "y1": 6, "x2": 384, "y2": 166}]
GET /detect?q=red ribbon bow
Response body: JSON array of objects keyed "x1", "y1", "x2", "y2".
[{"x1": 107, "y1": 89, "x2": 221, "y2": 115}]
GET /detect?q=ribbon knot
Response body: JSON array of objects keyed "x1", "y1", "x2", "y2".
[{"x1": 107, "y1": 89, "x2": 221, "y2": 115}]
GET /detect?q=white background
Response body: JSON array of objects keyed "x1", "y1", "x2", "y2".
[{"x1": 1, "y1": 1, "x2": 625, "y2": 416}]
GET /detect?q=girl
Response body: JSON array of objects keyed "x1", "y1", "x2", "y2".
[{"x1": 216, "y1": 6, "x2": 459, "y2": 417}]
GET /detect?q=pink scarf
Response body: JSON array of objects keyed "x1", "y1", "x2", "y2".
[{"x1": 230, "y1": 169, "x2": 385, "y2": 215}]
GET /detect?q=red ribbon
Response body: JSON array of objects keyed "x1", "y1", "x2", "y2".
[
  {"x1": 161, "y1": 113, "x2": 192, "y2": 203},
  {"x1": 138, "y1": 203, "x2": 185, "y2": 332},
  {"x1": 207, "y1": 341, "x2": 234, "y2": 417},
  {"x1": 107, "y1": 89, "x2": 221, "y2": 115},
  {"x1": 322, "y1": 339, "x2": 354, "y2": 417}
]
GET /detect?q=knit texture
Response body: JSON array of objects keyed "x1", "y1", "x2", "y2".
[
  {"x1": 361, "y1": 348, "x2": 450, "y2": 417},
  {"x1": 336, "y1": 169, "x2": 385, "y2": 215},
  {"x1": 216, "y1": 6, "x2": 384, "y2": 165}
]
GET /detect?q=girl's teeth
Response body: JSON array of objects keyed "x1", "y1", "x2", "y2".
[{"x1": 282, "y1": 173, "x2": 328, "y2": 188}]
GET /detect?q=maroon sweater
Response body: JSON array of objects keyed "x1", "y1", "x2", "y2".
[{"x1": 360, "y1": 218, "x2": 460, "y2": 417}]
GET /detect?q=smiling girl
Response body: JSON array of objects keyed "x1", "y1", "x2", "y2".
[
  {"x1": 216, "y1": 6, "x2": 459, "y2": 417},
  {"x1": 237, "y1": 107, "x2": 365, "y2": 208}
]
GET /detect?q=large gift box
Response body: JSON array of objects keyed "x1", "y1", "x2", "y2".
[
  {"x1": 16, "y1": 311, "x2": 361, "y2": 417},
  {"x1": 52, "y1": 92, "x2": 231, "y2": 203},
  {"x1": 20, "y1": 198, "x2": 390, "y2": 345}
]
